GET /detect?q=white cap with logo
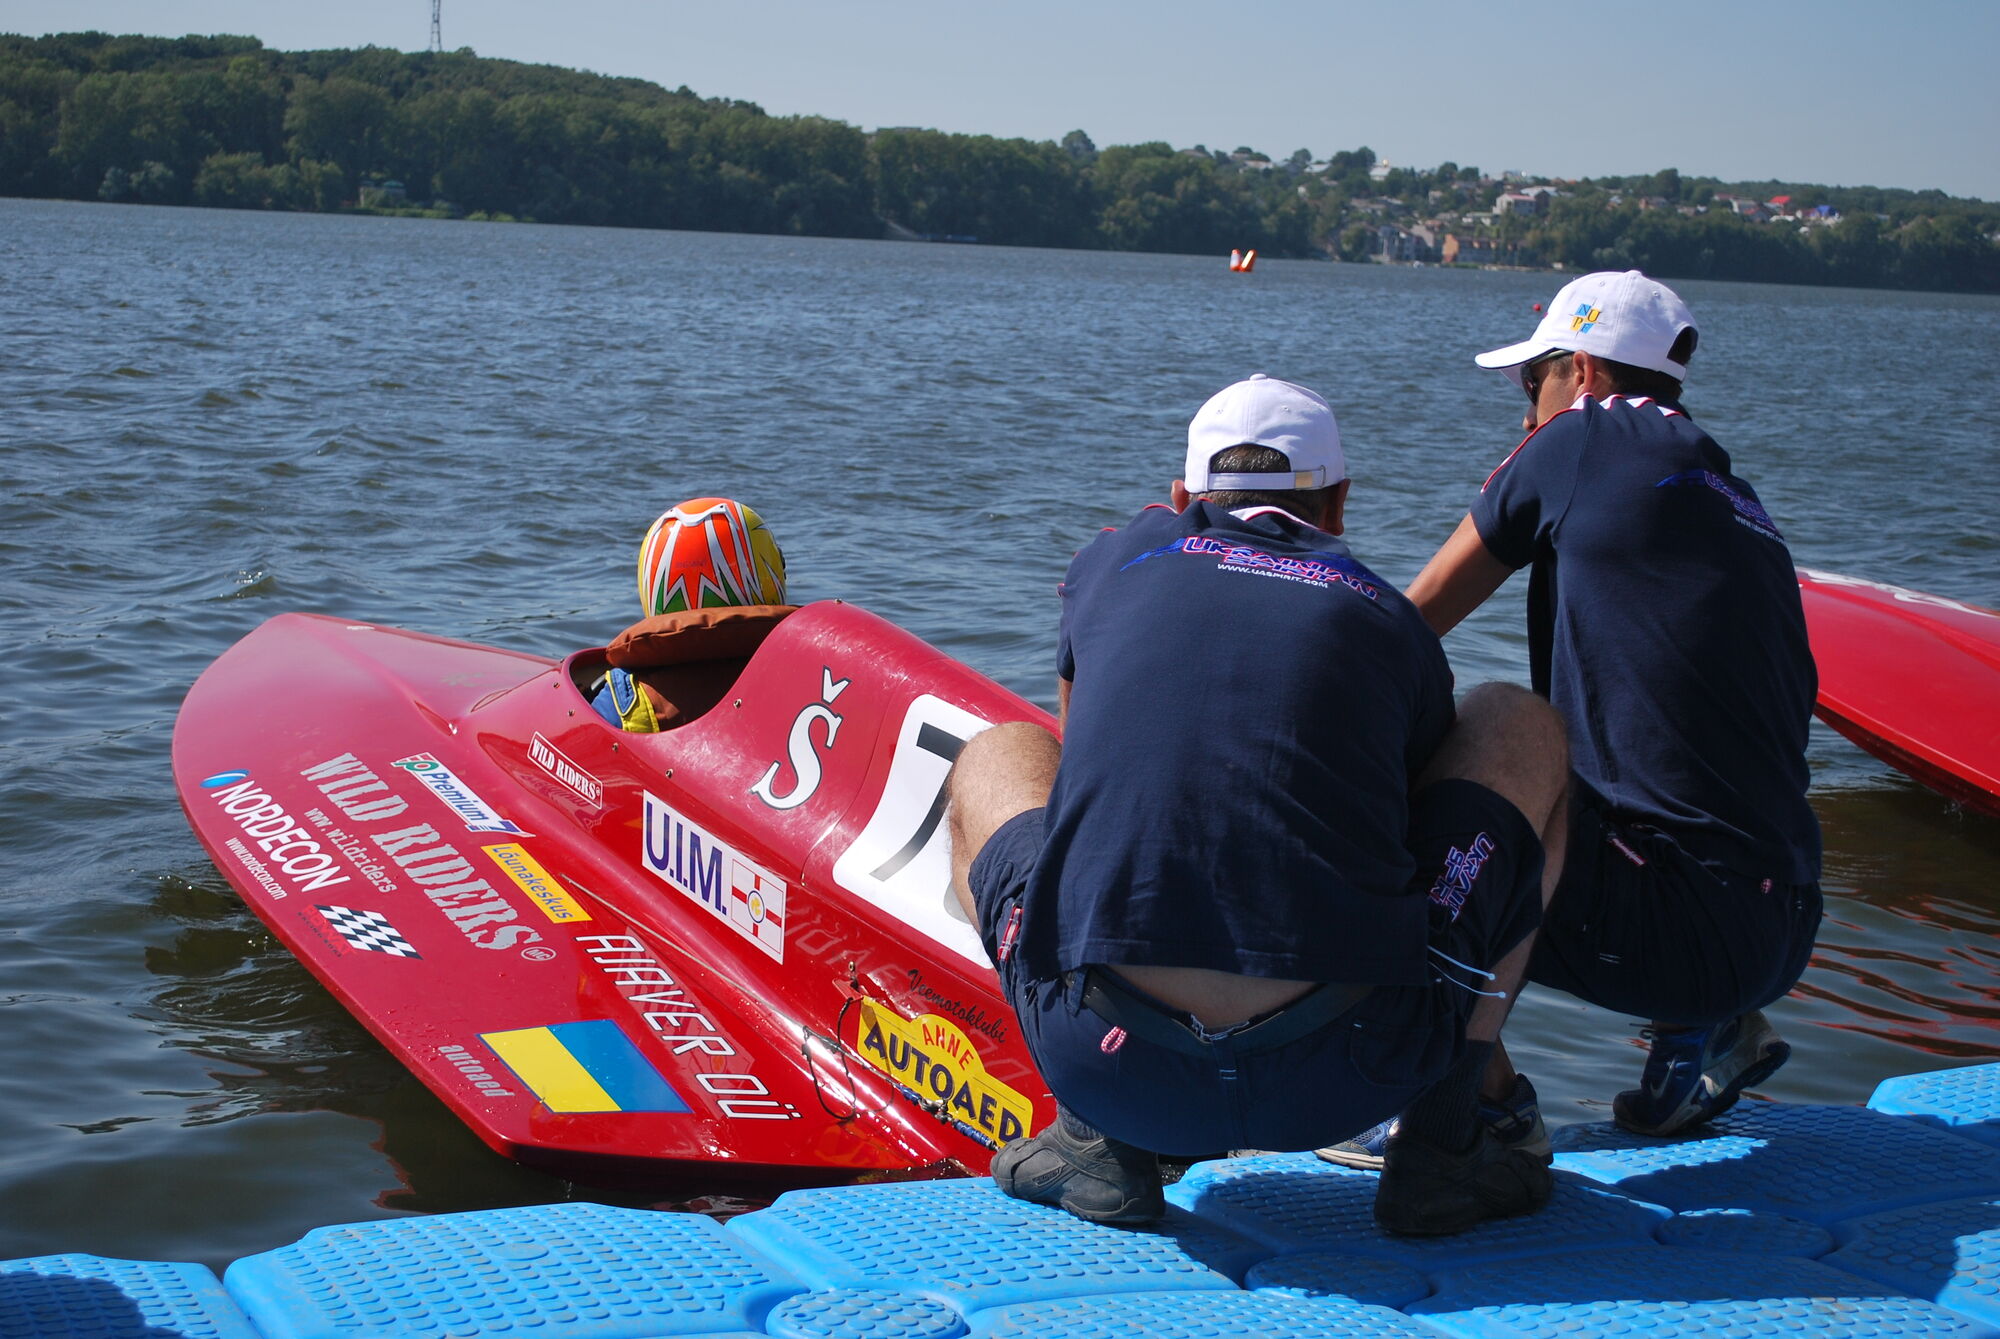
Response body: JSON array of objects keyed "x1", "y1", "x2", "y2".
[
  {"x1": 1475, "y1": 269, "x2": 1697, "y2": 381},
  {"x1": 1184, "y1": 373, "x2": 1346, "y2": 492}
]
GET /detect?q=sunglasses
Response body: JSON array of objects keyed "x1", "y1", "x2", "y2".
[{"x1": 1520, "y1": 351, "x2": 1572, "y2": 404}]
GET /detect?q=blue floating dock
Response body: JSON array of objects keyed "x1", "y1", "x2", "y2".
[{"x1": 14, "y1": 1063, "x2": 2000, "y2": 1338}]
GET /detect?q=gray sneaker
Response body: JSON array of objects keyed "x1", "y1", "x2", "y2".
[{"x1": 990, "y1": 1109, "x2": 1164, "y2": 1226}]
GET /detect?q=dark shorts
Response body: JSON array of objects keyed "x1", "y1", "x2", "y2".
[
  {"x1": 1528, "y1": 781, "x2": 1823, "y2": 1026},
  {"x1": 966, "y1": 779, "x2": 1542, "y2": 1156}
]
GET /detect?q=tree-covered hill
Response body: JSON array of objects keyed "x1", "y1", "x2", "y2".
[{"x1": 2, "y1": 31, "x2": 1995, "y2": 294}]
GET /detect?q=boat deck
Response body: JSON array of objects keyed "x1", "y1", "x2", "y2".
[{"x1": 12, "y1": 1062, "x2": 2000, "y2": 1337}]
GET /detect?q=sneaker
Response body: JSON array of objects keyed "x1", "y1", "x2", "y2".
[
  {"x1": 1313, "y1": 1116, "x2": 1399, "y2": 1170},
  {"x1": 1479, "y1": 1074, "x2": 1552, "y2": 1164},
  {"x1": 1613, "y1": 1009, "x2": 1791, "y2": 1137},
  {"x1": 1373, "y1": 1122, "x2": 1554, "y2": 1237},
  {"x1": 990, "y1": 1109, "x2": 1164, "y2": 1226},
  {"x1": 1317, "y1": 1075, "x2": 1551, "y2": 1171}
]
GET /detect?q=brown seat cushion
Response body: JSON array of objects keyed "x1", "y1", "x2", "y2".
[
  {"x1": 607, "y1": 604, "x2": 797, "y2": 670},
  {"x1": 606, "y1": 604, "x2": 796, "y2": 729}
]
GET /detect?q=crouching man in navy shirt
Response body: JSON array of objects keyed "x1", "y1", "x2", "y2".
[
  {"x1": 947, "y1": 374, "x2": 1571, "y2": 1234},
  {"x1": 1400, "y1": 271, "x2": 1823, "y2": 1171}
]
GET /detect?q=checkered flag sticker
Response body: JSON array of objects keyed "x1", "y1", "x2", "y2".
[{"x1": 315, "y1": 904, "x2": 421, "y2": 958}]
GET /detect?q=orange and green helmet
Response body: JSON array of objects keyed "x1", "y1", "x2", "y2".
[{"x1": 637, "y1": 498, "x2": 787, "y2": 615}]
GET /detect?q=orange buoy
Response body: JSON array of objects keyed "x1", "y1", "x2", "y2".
[
  {"x1": 1229, "y1": 249, "x2": 1243, "y2": 271},
  {"x1": 1532, "y1": 302, "x2": 1542, "y2": 312},
  {"x1": 1241, "y1": 249, "x2": 1257, "y2": 273}
]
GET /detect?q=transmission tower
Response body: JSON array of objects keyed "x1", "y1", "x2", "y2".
[{"x1": 429, "y1": 0, "x2": 442, "y2": 53}]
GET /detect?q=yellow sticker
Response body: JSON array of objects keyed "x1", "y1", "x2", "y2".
[
  {"x1": 853, "y1": 998, "x2": 1030, "y2": 1149},
  {"x1": 483, "y1": 844, "x2": 594, "y2": 923}
]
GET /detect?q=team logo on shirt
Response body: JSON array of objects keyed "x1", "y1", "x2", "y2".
[
  {"x1": 1655, "y1": 469, "x2": 1784, "y2": 542},
  {"x1": 1120, "y1": 536, "x2": 1380, "y2": 600}
]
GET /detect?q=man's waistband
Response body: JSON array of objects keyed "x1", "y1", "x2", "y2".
[{"x1": 1073, "y1": 968, "x2": 1373, "y2": 1058}]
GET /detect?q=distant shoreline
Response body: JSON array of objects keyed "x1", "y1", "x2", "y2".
[{"x1": 4, "y1": 31, "x2": 1995, "y2": 294}]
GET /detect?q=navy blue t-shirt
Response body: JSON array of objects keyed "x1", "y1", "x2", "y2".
[
  {"x1": 1021, "y1": 501, "x2": 1455, "y2": 985},
  {"x1": 1470, "y1": 394, "x2": 1820, "y2": 882}
]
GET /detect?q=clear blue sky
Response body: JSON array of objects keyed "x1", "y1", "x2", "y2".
[{"x1": 8, "y1": 0, "x2": 1997, "y2": 200}]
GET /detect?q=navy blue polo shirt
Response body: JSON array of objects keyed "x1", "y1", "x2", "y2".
[
  {"x1": 1020, "y1": 500, "x2": 1455, "y2": 985},
  {"x1": 1470, "y1": 394, "x2": 1820, "y2": 882}
]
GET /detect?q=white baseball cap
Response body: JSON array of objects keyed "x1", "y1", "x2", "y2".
[
  {"x1": 1184, "y1": 373, "x2": 1346, "y2": 492},
  {"x1": 1475, "y1": 270, "x2": 1697, "y2": 381}
]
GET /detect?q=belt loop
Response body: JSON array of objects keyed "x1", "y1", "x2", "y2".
[{"x1": 1064, "y1": 968, "x2": 1090, "y2": 1015}]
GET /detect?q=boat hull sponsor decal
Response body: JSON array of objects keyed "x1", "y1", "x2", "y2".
[
  {"x1": 573, "y1": 934, "x2": 799, "y2": 1120},
  {"x1": 481, "y1": 1020, "x2": 690, "y2": 1114},
  {"x1": 641, "y1": 793, "x2": 786, "y2": 962},
  {"x1": 852, "y1": 998, "x2": 1030, "y2": 1150},
  {"x1": 393, "y1": 753, "x2": 527, "y2": 834},
  {"x1": 904, "y1": 967, "x2": 1009, "y2": 1046},
  {"x1": 202, "y1": 773, "x2": 352, "y2": 897},
  {"x1": 483, "y1": 843, "x2": 593, "y2": 923},
  {"x1": 314, "y1": 904, "x2": 421, "y2": 957},
  {"x1": 437, "y1": 1043, "x2": 515, "y2": 1098},
  {"x1": 369, "y1": 821, "x2": 545, "y2": 952},
  {"x1": 529, "y1": 733, "x2": 603, "y2": 808},
  {"x1": 298, "y1": 752, "x2": 410, "y2": 822}
]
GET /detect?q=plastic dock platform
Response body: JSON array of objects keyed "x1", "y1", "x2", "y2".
[{"x1": 15, "y1": 1065, "x2": 2000, "y2": 1338}]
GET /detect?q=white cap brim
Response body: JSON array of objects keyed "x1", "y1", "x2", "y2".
[{"x1": 1473, "y1": 336, "x2": 1562, "y2": 372}]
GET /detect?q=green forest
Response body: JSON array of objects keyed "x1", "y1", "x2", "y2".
[{"x1": 4, "y1": 31, "x2": 1997, "y2": 294}]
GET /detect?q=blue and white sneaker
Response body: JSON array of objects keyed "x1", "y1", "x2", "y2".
[
  {"x1": 1315, "y1": 1074, "x2": 1551, "y2": 1170},
  {"x1": 1314, "y1": 1115, "x2": 1399, "y2": 1170},
  {"x1": 1613, "y1": 1009, "x2": 1791, "y2": 1137}
]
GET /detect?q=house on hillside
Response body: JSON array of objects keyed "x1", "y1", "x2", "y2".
[
  {"x1": 1377, "y1": 223, "x2": 1438, "y2": 262},
  {"x1": 1442, "y1": 233, "x2": 1518, "y2": 267},
  {"x1": 1713, "y1": 194, "x2": 1772, "y2": 222}
]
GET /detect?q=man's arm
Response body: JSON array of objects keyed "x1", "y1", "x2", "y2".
[
  {"x1": 1407, "y1": 514, "x2": 1516, "y2": 638},
  {"x1": 1057, "y1": 676, "x2": 1071, "y2": 733}
]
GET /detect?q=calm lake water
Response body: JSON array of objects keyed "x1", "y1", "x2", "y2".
[{"x1": 2, "y1": 197, "x2": 1997, "y2": 1269}]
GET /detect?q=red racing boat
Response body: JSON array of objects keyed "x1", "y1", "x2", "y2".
[
  {"x1": 172, "y1": 603, "x2": 1057, "y2": 1188},
  {"x1": 1798, "y1": 568, "x2": 2000, "y2": 818}
]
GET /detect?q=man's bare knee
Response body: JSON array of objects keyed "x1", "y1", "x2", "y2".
[
  {"x1": 1422, "y1": 682, "x2": 1568, "y2": 830},
  {"x1": 950, "y1": 722, "x2": 1060, "y2": 826},
  {"x1": 946, "y1": 721, "x2": 1060, "y2": 916}
]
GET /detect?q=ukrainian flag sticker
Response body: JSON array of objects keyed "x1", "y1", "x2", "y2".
[{"x1": 480, "y1": 1020, "x2": 690, "y2": 1113}]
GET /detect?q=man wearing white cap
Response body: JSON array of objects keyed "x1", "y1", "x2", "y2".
[
  {"x1": 946, "y1": 374, "x2": 1569, "y2": 1232},
  {"x1": 1386, "y1": 271, "x2": 1822, "y2": 1179}
]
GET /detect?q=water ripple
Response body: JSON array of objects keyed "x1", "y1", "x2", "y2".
[{"x1": 1, "y1": 195, "x2": 1995, "y2": 1261}]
